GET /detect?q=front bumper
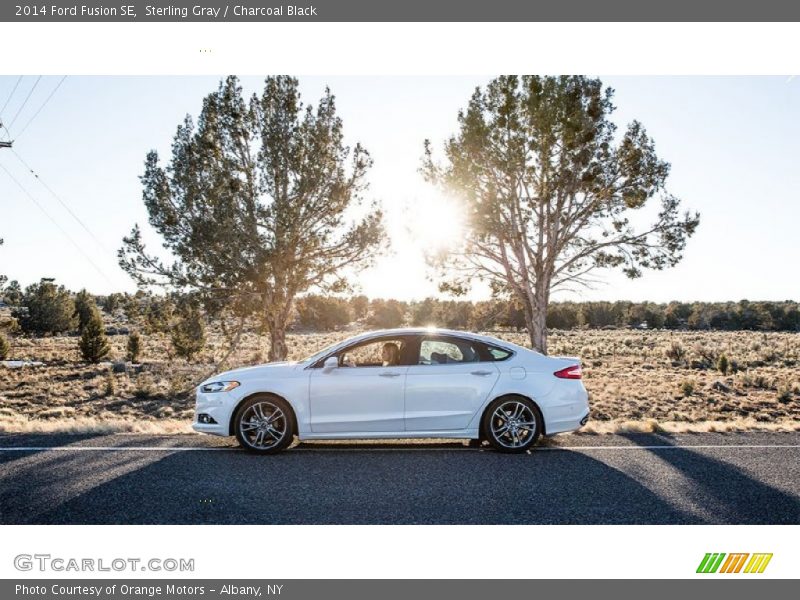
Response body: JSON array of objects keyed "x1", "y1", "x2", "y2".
[{"x1": 192, "y1": 389, "x2": 238, "y2": 436}]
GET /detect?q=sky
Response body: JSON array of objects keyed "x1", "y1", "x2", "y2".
[{"x1": 0, "y1": 75, "x2": 799, "y2": 302}]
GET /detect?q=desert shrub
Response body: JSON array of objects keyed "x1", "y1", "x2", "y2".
[
  {"x1": 104, "y1": 372, "x2": 116, "y2": 396},
  {"x1": 665, "y1": 340, "x2": 686, "y2": 362},
  {"x1": 79, "y1": 307, "x2": 111, "y2": 363},
  {"x1": 680, "y1": 380, "x2": 695, "y2": 397},
  {"x1": 717, "y1": 353, "x2": 729, "y2": 375},
  {"x1": 693, "y1": 342, "x2": 718, "y2": 366},
  {"x1": 127, "y1": 331, "x2": 142, "y2": 362},
  {"x1": 171, "y1": 309, "x2": 206, "y2": 361},
  {"x1": 295, "y1": 295, "x2": 352, "y2": 331},
  {"x1": 14, "y1": 281, "x2": 77, "y2": 335},
  {"x1": 776, "y1": 386, "x2": 793, "y2": 403},
  {"x1": 0, "y1": 332, "x2": 9, "y2": 360}
]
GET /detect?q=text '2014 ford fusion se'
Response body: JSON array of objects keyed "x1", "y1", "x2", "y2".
[{"x1": 193, "y1": 328, "x2": 589, "y2": 453}]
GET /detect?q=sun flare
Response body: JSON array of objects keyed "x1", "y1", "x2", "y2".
[{"x1": 404, "y1": 193, "x2": 466, "y2": 253}]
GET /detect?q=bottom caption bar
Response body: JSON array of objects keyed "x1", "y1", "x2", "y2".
[{"x1": 3, "y1": 580, "x2": 793, "y2": 600}]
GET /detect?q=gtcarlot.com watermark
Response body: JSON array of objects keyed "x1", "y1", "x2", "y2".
[{"x1": 14, "y1": 554, "x2": 195, "y2": 572}]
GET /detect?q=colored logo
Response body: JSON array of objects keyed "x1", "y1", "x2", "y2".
[{"x1": 697, "y1": 553, "x2": 772, "y2": 574}]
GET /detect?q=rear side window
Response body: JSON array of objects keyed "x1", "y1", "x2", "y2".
[{"x1": 486, "y1": 346, "x2": 513, "y2": 361}]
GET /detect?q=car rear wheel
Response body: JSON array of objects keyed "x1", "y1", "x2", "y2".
[
  {"x1": 234, "y1": 395, "x2": 295, "y2": 454},
  {"x1": 482, "y1": 396, "x2": 542, "y2": 453}
]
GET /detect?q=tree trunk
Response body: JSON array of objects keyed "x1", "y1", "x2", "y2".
[
  {"x1": 268, "y1": 323, "x2": 288, "y2": 362},
  {"x1": 530, "y1": 300, "x2": 548, "y2": 355},
  {"x1": 523, "y1": 278, "x2": 550, "y2": 355}
]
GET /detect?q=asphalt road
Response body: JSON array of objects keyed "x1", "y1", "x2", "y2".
[{"x1": 1, "y1": 431, "x2": 799, "y2": 524}]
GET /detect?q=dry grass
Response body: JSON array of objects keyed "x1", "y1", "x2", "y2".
[{"x1": 1, "y1": 327, "x2": 798, "y2": 435}]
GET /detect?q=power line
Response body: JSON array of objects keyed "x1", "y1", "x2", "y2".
[
  {"x1": 0, "y1": 75, "x2": 23, "y2": 117},
  {"x1": 0, "y1": 160, "x2": 117, "y2": 287},
  {"x1": 6, "y1": 75, "x2": 41, "y2": 131},
  {"x1": 10, "y1": 148, "x2": 111, "y2": 255},
  {"x1": 14, "y1": 76, "x2": 67, "y2": 140}
]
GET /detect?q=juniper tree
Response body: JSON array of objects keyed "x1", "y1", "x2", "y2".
[
  {"x1": 127, "y1": 331, "x2": 142, "y2": 363},
  {"x1": 170, "y1": 308, "x2": 206, "y2": 362},
  {"x1": 79, "y1": 306, "x2": 110, "y2": 363},
  {"x1": 424, "y1": 76, "x2": 700, "y2": 353},
  {"x1": 15, "y1": 280, "x2": 77, "y2": 335},
  {"x1": 74, "y1": 289, "x2": 97, "y2": 332},
  {"x1": 120, "y1": 76, "x2": 385, "y2": 360}
]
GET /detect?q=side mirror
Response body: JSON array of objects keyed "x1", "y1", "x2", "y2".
[{"x1": 322, "y1": 356, "x2": 339, "y2": 373}]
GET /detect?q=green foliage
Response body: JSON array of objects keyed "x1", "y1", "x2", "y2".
[
  {"x1": 73, "y1": 289, "x2": 98, "y2": 332},
  {"x1": 119, "y1": 75, "x2": 386, "y2": 360},
  {"x1": 0, "y1": 331, "x2": 9, "y2": 360},
  {"x1": 1, "y1": 280, "x2": 23, "y2": 306},
  {"x1": 295, "y1": 295, "x2": 352, "y2": 331},
  {"x1": 14, "y1": 280, "x2": 77, "y2": 335},
  {"x1": 680, "y1": 380, "x2": 695, "y2": 397},
  {"x1": 170, "y1": 309, "x2": 206, "y2": 361},
  {"x1": 78, "y1": 306, "x2": 110, "y2": 363},
  {"x1": 367, "y1": 299, "x2": 406, "y2": 329},
  {"x1": 144, "y1": 296, "x2": 175, "y2": 334},
  {"x1": 717, "y1": 354, "x2": 730, "y2": 375},
  {"x1": 127, "y1": 331, "x2": 143, "y2": 363}
]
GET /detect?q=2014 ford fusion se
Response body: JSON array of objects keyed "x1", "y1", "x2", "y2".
[{"x1": 193, "y1": 328, "x2": 590, "y2": 453}]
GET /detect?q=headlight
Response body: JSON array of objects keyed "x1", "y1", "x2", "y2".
[{"x1": 200, "y1": 381, "x2": 240, "y2": 393}]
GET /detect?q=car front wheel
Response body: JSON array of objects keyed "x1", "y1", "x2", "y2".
[
  {"x1": 482, "y1": 396, "x2": 542, "y2": 453},
  {"x1": 234, "y1": 395, "x2": 295, "y2": 453}
]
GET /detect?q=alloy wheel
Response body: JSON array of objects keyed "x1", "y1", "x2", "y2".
[{"x1": 489, "y1": 400, "x2": 537, "y2": 449}]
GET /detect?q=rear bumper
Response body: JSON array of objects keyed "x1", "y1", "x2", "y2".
[{"x1": 540, "y1": 383, "x2": 590, "y2": 435}]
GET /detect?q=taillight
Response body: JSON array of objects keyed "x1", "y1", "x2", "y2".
[{"x1": 554, "y1": 364, "x2": 582, "y2": 379}]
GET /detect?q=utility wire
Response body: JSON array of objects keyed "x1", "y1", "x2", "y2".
[
  {"x1": 14, "y1": 76, "x2": 67, "y2": 140},
  {"x1": 10, "y1": 148, "x2": 111, "y2": 254},
  {"x1": 0, "y1": 160, "x2": 117, "y2": 287},
  {"x1": 6, "y1": 75, "x2": 41, "y2": 131},
  {"x1": 0, "y1": 75, "x2": 23, "y2": 118}
]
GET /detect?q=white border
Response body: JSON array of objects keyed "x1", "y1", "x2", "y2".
[
  {"x1": 0, "y1": 22, "x2": 799, "y2": 75},
  {"x1": 0, "y1": 525, "x2": 796, "y2": 579}
]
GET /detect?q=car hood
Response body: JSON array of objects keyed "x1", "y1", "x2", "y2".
[{"x1": 201, "y1": 362, "x2": 300, "y2": 385}]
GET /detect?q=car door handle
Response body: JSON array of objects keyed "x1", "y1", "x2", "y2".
[
  {"x1": 379, "y1": 372, "x2": 402, "y2": 378},
  {"x1": 470, "y1": 370, "x2": 494, "y2": 376}
]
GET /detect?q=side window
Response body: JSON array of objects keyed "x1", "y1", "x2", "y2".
[
  {"x1": 339, "y1": 339, "x2": 406, "y2": 368},
  {"x1": 418, "y1": 338, "x2": 481, "y2": 365},
  {"x1": 486, "y1": 346, "x2": 513, "y2": 361}
]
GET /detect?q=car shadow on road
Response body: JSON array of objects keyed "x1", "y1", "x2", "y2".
[
  {"x1": 2, "y1": 440, "x2": 702, "y2": 525},
  {"x1": 618, "y1": 432, "x2": 800, "y2": 524}
]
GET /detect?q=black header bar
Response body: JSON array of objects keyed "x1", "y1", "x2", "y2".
[{"x1": 4, "y1": 0, "x2": 800, "y2": 22}]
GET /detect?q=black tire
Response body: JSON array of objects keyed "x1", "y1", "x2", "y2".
[
  {"x1": 233, "y1": 395, "x2": 295, "y2": 454},
  {"x1": 481, "y1": 395, "x2": 542, "y2": 453}
]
